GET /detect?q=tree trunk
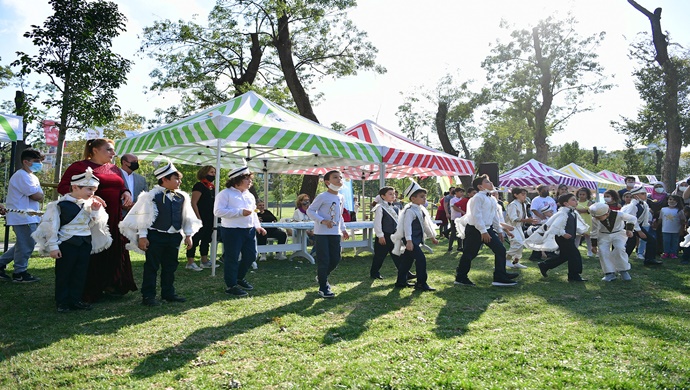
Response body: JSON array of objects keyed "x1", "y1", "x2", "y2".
[
  {"x1": 435, "y1": 102, "x2": 457, "y2": 156},
  {"x1": 232, "y1": 32, "x2": 262, "y2": 97},
  {"x1": 12, "y1": 91, "x2": 29, "y2": 172},
  {"x1": 274, "y1": 9, "x2": 319, "y2": 199},
  {"x1": 455, "y1": 123, "x2": 471, "y2": 160},
  {"x1": 532, "y1": 27, "x2": 553, "y2": 163}
]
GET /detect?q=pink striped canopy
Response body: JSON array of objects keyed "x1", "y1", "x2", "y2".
[
  {"x1": 283, "y1": 120, "x2": 475, "y2": 179},
  {"x1": 499, "y1": 159, "x2": 597, "y2": 189},
  {"x1": 597, "y1": 170, "x2": 654, "y2": 194}
]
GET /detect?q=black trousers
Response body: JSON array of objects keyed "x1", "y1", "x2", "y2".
[
  {"x1": 625, "y1": 226, "x2": 657, "y2": 261},
  {"x1": 448, "y1": 220, "x2": 463, "y2": 251},
  {"x1": 186, "y1": 222, "x2": 212, "y2": 258},
  {"x1": 370, "y1": 232, "x2": 401, "y2": 277},
  {"x1": 257, "y1": 227, "x2": 288, "y2": 245},
  {"x1": 55, "y1": 240, "x2": 92, "y2": 307},
  {"x1": 396, "y1": 239, "x2": 427, "y2": 285},
  {"x1": 141, "y1": 230, "x2": 182, "y2": 299},
  {"x1": 456, "y1": 225, "x2": 508, "y2": 280},
  {"x1": 314, "y1": 235, "x2": 341, "y2": 291},
  {"x1": 541, "y1": 235, "x2": 582, "y2": 277}
]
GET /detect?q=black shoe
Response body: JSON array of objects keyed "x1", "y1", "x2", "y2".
[
  {"x1": 492, "y1": 278, "x2": 518, "y2": 287},
  {"x1": 643, "y1": 259, "x2": 663, "y2": 266},
  {"x1": 568, "y1": 275, "x2": 587, "y2": 282},
  {"x1": 414, "y1": 283, "x2": 436, "y2": 291},
  {"x1": 142, "y1": 297, "x2": 161, "y2": 306},
  {"x1": 12, "y1": 272, "x2": 40, "y2": 283},
  {"x1": 0, "y1": 271, "x2": 11, "y2": 282},
  {"x1": 506, "y1": 272, "x2": 519, "y2": 279},
  {"x1": 394, "y1": 282, "x2": 415, "y2": 288},
  {"x1": 57, "y1": 304, "x2": 71, "y2": 313},
  {"x1": 406, "y1": 273, "x2": 417, "y2": 280},
  {"x1": 457, "y1": 247, "x2": 463, "y2": 252},
  {"x1": 225, "y1": 286, "x2": 248, "y2": 297},
  {"x1": 454, "y1": 278, "x2": 475, "y2": 287},
  {"x1": 318, "y1": 289, "x2": 336, "y2": 298},
  {"x1": 162, "y1": 295, "x2": 186, "y2": 303},
  {"x1": 71, "y1": 301, "x2": 92, "y2": 311},
  {"x1": 538, "y1": 262, "x2": 549, "y2": 277},
  {"x1": 370, "y1": 273, "x2": 384, "y2": 280},
  {"x1": 237, "y1": 279, "x2": 254, "y2": 291}
]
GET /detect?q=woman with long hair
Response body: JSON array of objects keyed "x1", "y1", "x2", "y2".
[{"x1": 186, "y1": 165, "x2": 217, "y2": 271}]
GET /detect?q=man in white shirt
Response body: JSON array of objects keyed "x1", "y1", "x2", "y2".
[
  {"x1": 0, "y1": 149, "x2": 45, "y2": 283},
  {"x1": 454, "y1": 175, "x2": 518, "y2": 287},
  {"x1": 530, "y1": 185, "x2": 557, "y2": 220},
  {"x1": 120, "y1": 154, "x2": 148, "y2": 216}
]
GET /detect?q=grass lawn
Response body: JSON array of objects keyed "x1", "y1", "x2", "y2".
[{"x1": 1, "y1": 238, "x2": 689, "y2": 389}]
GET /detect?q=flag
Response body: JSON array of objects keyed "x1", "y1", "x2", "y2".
[
  {"x1": 42, "y1": 120, "x2": 60, "y2": 147},
  {"x1": 340, "y1": 178, "x2": 354, "y2": 212},
  {"x1": 437, "y1": 176, "x2": 452, "y2": 193}
]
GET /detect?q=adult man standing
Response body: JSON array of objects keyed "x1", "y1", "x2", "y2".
[
  {"x1": 618, "y1": 176, "x2": 637, "y2": 206},
  {"x1": 530, "y1": 185, "x2": 557, "y2": 220},
  {"x1": 120, "y1": 154, "x2": 148, "y2": 215},
  {"x1": 0, "y1": 149, "x2": 45, "y2": 283}
]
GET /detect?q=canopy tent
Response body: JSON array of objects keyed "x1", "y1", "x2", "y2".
[
  {"x1": 115, "y1": 91, "x2": 382, "y2": 276},
  {"x1": 499, "y1": 159, "x2": 597, "y2": 190},
  {"x1": 282, "y1": 119, "x2": 475, "y2": 186},
  {"x1": 559, "y1": 163, "x2": 625, "y2": 190},
  {"x1": 597, "y1": 170, "x2": 653, "y2": 194},
  {"x1": 0, "y1": 113, "x2": 23, "y2": 142}
]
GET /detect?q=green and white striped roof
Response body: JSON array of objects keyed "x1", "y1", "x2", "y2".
[
  {"x1": 115, "y1": 91, "x2": 381, "y2": 171},
  {"x1": 0, "y1": 113, "x2": 23, "y2": 142}
]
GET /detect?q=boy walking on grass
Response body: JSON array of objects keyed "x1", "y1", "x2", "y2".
[
  {"x1": 391, "y1": 181, "x2": 439, "y2": 291},
  {"x1": 120, "y1": 162, "x2": 202, "y2": 306},
  {"x1": 588, "y1": 203, "x2": 635, "y2": 282},
  {"x1": 32, "y1": 167, "x2": 112, "y2": 313},
  {"x1": 307, "y1": 170, "x2": 350, "y2": 298}
]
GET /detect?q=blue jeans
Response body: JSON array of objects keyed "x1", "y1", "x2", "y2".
[
  {"x1": 220, "y1": 227, "x2": 257, "y2": 288},
  {"x1": 0, "y1": 223, "x2": 38, "y2": 274},
  {"x1": 663, "y1": 232, "x2": 680, "y2": 255}
]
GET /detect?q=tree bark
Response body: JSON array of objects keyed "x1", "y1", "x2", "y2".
[
  {"x1": 532, "y1": 27, "x2": 553, "y2": 163},
  {"x1": 455, "y1": 123, "x2": 471, "y2": 160},
  {"x1": 13, "y1": 91, "x2": 29, "y2": 172},
  {"x1": 628, "y1": 1, "x2": 681, "y2": 191},
  {"x1": 274, "y1": 8, "x2": 319, "y2": 199},
  {"x1": 435, "y1": 102, "x2": 458, "y2": 156},
  {"x1": 232, "y1": 32, "x2": 262, "y2": 97}
]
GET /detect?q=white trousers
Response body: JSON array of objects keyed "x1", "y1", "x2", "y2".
[
  {"x1": 507, "y1": 224, "x2": 525, "y2": 260},
  {"x1": 596, "y1": 232, "x2": 632, "y2": 273}
]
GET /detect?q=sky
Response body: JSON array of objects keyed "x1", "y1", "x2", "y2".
[{"x1": 1, "y1": 0, "x2": 689, "y2": 153}]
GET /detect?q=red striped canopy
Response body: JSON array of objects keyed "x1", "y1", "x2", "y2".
[
  {"x1": 284, "y1": 120, "x2": 475, "y2": 179},
  {"x1": 499, "y1": 159, "x2": 597, "y2": 189}
]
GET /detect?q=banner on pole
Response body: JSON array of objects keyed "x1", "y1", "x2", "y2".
[{"x1": 42, "y1": 120, "x2": 60, "y2": 147}]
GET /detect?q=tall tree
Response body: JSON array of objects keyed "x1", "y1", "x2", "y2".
[
  {"x1": 626, "y1": 1, "x2": 685, "y2": 191},
  {"x1": 482, "y1": 16, "x2": 611, "y2": 163},
  {"x1": 13, "y1": 0, "x2": 131, "y2": 183}
]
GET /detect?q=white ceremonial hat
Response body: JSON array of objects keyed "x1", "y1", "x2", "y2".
[
  {"x1": 71, "y1": 167, "x2": 100, "y2": 187},
  {"x1": 154, "y1": 161, "x2": 178, "y2": 180},
  {"x1": 228, "y1": 165, "x2": 250, "y2": 179},
  {"x1": 588, "y1": 202, "x2": 610, "y2": 217},
  {"x1": 404, "y1": 180, "x2": 423, "y2": 199},
  {"x1": 629, "y1": 186, "x2": 647, "y2": 196}
]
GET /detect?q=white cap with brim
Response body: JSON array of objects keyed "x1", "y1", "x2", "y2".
[
  {"x1": 154, "y1": 161, "x2": 178, "y2": 180},
  {"x1": 404, "y1": 180, "x2": 423, "y2": 199},
  {"x1": 71, "y1": 167, "x2": 100, "y2": 187},
  {"x1": 589, "y1": 202, "x2": 610, "y2": 217},
  {"x1": 228, "y1": 166, "x2": 250, "y2": 179}
]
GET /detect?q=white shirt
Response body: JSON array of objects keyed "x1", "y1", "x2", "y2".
[
  {"x1": 530, "y1": 196, "x2": 557, "y2": 218},
  {"x1": 621, "y1": 199, "x2": 651, "y2": 228},
  {"x1": 307, "y1": 191, "x2": 346, "y2": 236},
  {"x1": 6, "y1": 169, "x2": 43, "y2": 225},
  {"x1": 449, "y1": 196, "x2": 464, "y2": 220},
  {"x1": 464, "y1": 191, "x2": 503, "y2": 234},
  {"x1": 506, "y1": 199, "x2": 528, "y2": 227},
  {"x1": 214, "y1": 187, "x2": 261, "y2": 229},
  {"x1": 120, "y1": 168, "x2": 135, "y2": 193}
]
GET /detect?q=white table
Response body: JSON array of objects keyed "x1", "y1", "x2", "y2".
[{"x1": 259, "y1": 221, "x2": 375, "y2": 264}]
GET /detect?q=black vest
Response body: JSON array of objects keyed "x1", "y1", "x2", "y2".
[
  {"x1": 381, "y1": 204, "x2": 398, "y2": 234},
  {"x1": 565, "y1": 210, "x2": 576, "y2": 236},
  {"x1": 57, "y1": 200, "x2": 91, "y2": 246},
  {"x1": 151, "y1": 191, "x2": 183, "y2": 231},
  {"x1": 410, "y1": 211, "x2": 424, "y2": 245}
]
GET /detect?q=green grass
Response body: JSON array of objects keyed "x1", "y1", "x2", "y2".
[{"x1": 1, "y1": 239, "x2": 689, "y2": 389}]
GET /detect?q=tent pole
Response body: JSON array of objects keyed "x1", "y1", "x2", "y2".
[
  {"x1": 263, "y1": 160, "x2": 268, "y2": 206},
  {"x1": 379, "y1": 163, "x2": 385, "y2": 188},
  {"x1": 210, "y1": 139, "x2": 221, "y2": 277},
  {"x1": 361, "y1": 175, "x2": 366, "y2": 221}
]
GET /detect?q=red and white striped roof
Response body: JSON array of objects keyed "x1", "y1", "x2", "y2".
[
  {"x1": 499, "y1": 159, "x2": 597, "y2": 189},
  {"x1": 281, "y1": 120, "x2": 475, "y2": 179}
]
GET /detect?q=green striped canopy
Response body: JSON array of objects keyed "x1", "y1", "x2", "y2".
[
  {"x1": 115, "y1": 91, "x2": 381, "y2": 171},
  {"x1": 0, "y1": 113, "x2": 23, "y2": 142}
]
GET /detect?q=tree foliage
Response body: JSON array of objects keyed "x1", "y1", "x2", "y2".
[
  {"x1": 481, "y1": 15, "x2": 611, "y2": 163},
  {"x1": 13, "y1": 0, "x2": 132, "y2": 183}
]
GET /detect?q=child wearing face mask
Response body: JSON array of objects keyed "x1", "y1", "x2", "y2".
[
  {"x1": 659, "y1": 195, "x2": 686, "y2": 259},
  {"x1": 603, "y1": 190, "x2": 621, "y2": 211}
]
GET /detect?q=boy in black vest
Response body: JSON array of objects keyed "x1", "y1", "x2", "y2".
[
  {"x1": 120, "y1": 162, "x2": 202, "y2": 306},
  {"x1": 32, "y1": 167, "x2": 112, "y2": 312},
  {"x1": 370, "y1": 186, "x2": 414, "y2": 280}
]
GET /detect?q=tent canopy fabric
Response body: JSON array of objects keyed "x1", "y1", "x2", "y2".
[
  {"x1": 499, "y1": 159, "x2": 597, "y2": 190},
  {"x1": 115, "y1": 91, "x2": 381, "y2": 172},
  {"x1": 281, "y1": 120, "x2": 475, "y2": 179},
  {"x1": 0, "y1": 113, "x2": 23, "y2": 142},
  {"x1": 597, "y1": 170, "x2": 653, "y2": 194},
  {"x1": 559, "y1": 163, "x2": 624, "y2": 190}
]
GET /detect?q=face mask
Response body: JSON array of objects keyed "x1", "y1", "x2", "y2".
[
  {"x1": 327, "y1": 183, "x2": 342, "y2": 192},
  {"x1": 668, "y1": 201, "x2": 677, "y2": 207},
  {"x1": 30, "y1": 162, "x2": 43, "y2": 173},
  {"x1": 205, "y1": 175, "x2": 215, "y2": 182},
  {"x1": 129, "y1": 161, "x2": 139, "y2": 171},
  {"x1": 680, "y1": 186, "x2": 689, "y2": 192},
  {"x1": 626, "y1": 182, "x2": 634, "y2": 188},
  {"x1": 604, "y1": 197, "x2": 612, "y2": 203},
  {"x1": 654, "y1": 187, "x2": 664, "y2": 193}
]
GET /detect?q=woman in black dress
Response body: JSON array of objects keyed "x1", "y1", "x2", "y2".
[{"x1": 186, "y1": 166, "x2": 216, "y2": 270}]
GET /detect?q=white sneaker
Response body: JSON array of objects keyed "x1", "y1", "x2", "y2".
[
  {"x1": 512, "y1": 262, "x2": 528, "y2": 269},
  {"x1": 506, "y1": 261, "x2": 515, "y2": 269},
  {"x1": 200, "y1": 262, "x2": 219, "y2": 269},
  {"x1": 251, "y1": 261, "x2": 258, "y2": 270},
  {"x1": 275, "y1": 252, "x2": 287, "y2": 260},
  {"x1": 587, "y1": 251, "x2": 594, "y2": 257},
  {"x1": 619, "y1": 271, "x2": 632, "y2": 281},
  {"x1": 258, "y1": 254, "x2": 267, "y2": 261},
  {"x1": 185, "y1": 263, "x2": 203, "y2": 272},
  {"x1": 601, "y1": 273, "x2": 617, "y2": 282}
]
